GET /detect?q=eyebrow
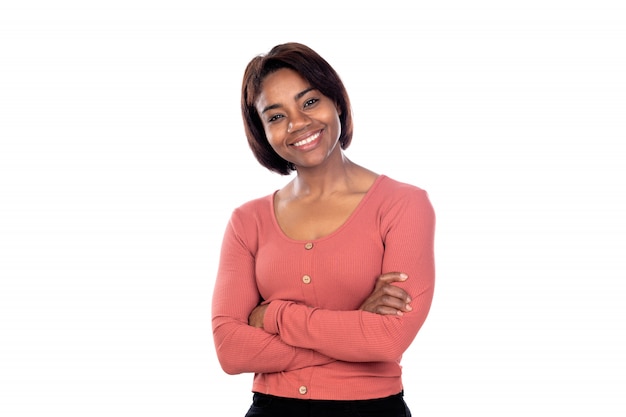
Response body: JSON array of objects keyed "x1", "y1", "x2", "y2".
[{"x1": 260, "y1": 87, "x2": 317, "y2": 114}]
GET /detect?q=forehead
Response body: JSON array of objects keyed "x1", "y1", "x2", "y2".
[{"x1": 255, "y1": 68, "x2": 311, "y2": 108}]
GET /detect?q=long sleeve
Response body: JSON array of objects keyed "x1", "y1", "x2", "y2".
[
  {"x1": 262, "y1": 188, "x2": 435, "y2": 362},
  {"x1": 212, "y1": 176, "x2": 435, "y2": 400},
  {"x1": 211, "y1": 211, "x2": 335, "y2": 375}
]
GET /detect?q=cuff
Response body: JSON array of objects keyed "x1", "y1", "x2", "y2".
[{"x1": 263, "y1": 300, "x2": 284, "y2": 334}]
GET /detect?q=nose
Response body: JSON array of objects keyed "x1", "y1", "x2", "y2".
[{"x1": 287, "y1": 111, "x2": 311, "y2": 133}]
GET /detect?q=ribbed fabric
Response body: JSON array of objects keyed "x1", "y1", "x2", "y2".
[{"x1": 212, "y1": 175, "x2": 435, "y2": 400}]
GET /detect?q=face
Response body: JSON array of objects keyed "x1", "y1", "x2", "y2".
[{"x1": 255, "y1": 68, "x2": 342, "y2": 171}]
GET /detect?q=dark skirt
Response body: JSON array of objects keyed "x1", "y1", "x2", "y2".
[{"x1": 244, "y1": 391, "x2": 411, "y2": 417}]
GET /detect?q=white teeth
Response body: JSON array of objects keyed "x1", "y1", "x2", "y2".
[{"x1": 293, "y1": 132, "x2": 320, "y2": 147}]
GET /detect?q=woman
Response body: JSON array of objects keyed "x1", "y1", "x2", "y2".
[{"x1": 212, "y1": 42, "x2": 435, "y2": 417}]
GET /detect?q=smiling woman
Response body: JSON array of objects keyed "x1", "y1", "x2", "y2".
[
  {"x1": 211, "y1": 42, "x2": 436, "y2": 417},
  {"x1": 255, "y1": 68, "x2": 343, "y2": 174},
  {"x1": 241, "y1": 42, "x2": 353, "y2": 176}
]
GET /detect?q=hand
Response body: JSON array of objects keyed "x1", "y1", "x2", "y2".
[
  {"x1": 248, "y1": 303, "x2": 269, "y2": 329},
  {"x1": 359, "y1": 272, "x2": 412, "y2": 316}
]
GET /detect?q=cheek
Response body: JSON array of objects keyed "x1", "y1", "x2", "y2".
[
  {"x1": 264, "y1": 121, "x2": 288, "y2": 143},
  {"x1": 263, "y1": 127, "x2": 285, "y2": 154}
]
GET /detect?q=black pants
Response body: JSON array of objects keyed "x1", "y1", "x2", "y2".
[{"x1": 244, "y1": 391, "x2": 411, "y2": 417}]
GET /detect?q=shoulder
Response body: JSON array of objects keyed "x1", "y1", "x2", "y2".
[
  {"x1": 372, "y1": 175, "x2": 435, "y2": 233},
  {"x1": 373, "y1": 175, "x2": 435, "y2": 220},
  {"x1": 224, "y1": 193, "x2": 275, "y2": 252},
  {"x1": 375, "y1": 175, "x2": 431, "y2": 203},
  {"x1": 229, "y1": 193, "x2": 274, "y2": 228},
  {"x1": 233, "y1": 193, "x2": 273, "y2": 214}
]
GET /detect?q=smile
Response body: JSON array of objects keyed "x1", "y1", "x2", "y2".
[{"x1": 292, "y1": 131, "x2": 321, "y2": 147}]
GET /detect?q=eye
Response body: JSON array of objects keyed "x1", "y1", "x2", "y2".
[
  {"x1": 303, "y1": 98, "x2": 318, "y2": 108},
  {"x1": 267, "y1": 114, "x2": 284, "y2": 123}
]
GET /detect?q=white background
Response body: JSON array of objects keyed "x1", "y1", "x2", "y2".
[{"x1": 1, "y1": 1, "x2": 625, "y2": 415}]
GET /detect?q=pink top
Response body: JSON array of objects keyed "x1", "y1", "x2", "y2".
[{"x1": 212, "y1": 175, "x2": 435, "y2": 400}]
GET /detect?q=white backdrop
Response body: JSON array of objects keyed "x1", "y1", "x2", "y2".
[{"x1": 1, "y1": 1, "x2": 625, "y2": 416}]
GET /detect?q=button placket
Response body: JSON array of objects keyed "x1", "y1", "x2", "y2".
[{"x1": 301, "y1": 243, "x2": 314, "y2": 285}]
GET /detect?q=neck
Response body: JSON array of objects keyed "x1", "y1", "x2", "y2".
[{"x1": 291, "y1": 153, "x2": 358, "y2": 197}]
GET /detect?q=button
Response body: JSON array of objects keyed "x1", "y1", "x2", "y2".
[
  {"x1": 304, "y1": 242, "x2": 314, "y2": 250},
  {"x1": 302, "y1": 275, "x2": 311, "y2": 284},
  {"x1": 299, "y1": 385, "x2": 307, "y2": 395}
]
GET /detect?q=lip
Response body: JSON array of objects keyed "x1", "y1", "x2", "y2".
[{"x1": 289, "y1": 130, "x2": 323, "y2": 150}]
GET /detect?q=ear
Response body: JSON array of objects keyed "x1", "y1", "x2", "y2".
[{"x1": 336, "y1": 102, "x2": 342, "y2": 116}]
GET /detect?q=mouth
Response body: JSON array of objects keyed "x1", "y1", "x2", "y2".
[{"x1": 291, "y1": 130, "x2": 322, "y2": 148}]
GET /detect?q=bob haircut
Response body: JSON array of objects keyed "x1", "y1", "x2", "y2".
[{"x1": 241, "y1": 42, "x2": 354, "y2": 175}]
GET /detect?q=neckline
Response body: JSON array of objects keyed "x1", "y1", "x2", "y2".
[{"x1": 269, "y1": 174, "x2": 387, "y2": 243}]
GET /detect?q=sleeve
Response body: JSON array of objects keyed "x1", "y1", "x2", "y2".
[
  {"x1": 211, "y1": 210, "x2": 335, "y2": 375},
  {"x1": 262, "y1": 188, "x2": 435, "y2": 363}
]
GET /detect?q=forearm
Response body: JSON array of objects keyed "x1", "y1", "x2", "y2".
[
  {"x1": 263, "y1": 283, "x2": 433, "y2": 362},
  {"x1": 212, "y1": 316, "x2": 335, "y2": 374}
]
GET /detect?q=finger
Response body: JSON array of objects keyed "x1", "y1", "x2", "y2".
[
  {"x1": 377, "y1": 272, "x2": 408, "y2": 284},
  {"x1": 373, "y1": 305, "x2": 406, "y2": 316},
  {"x1": 381, "y1": 285, "x2": 412, "y2": 303},
  {"x1": 379, "y1": 294, "x2": 413, "y2": 311}
]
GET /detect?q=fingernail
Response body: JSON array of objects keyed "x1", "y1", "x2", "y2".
[
  {"x1": 400, "y1": 273, "x2": 408, "y2": 279},
  {"x1": 397, "y1": 311, "x2": 404, "y2": 316},
  {"x1": 406, "y1": 304, "x2": 413, "y2": 311}
]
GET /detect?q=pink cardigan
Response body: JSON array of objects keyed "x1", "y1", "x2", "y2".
[{"x1": 212, "y1": 175, "x2": 435, "y2": 400}]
